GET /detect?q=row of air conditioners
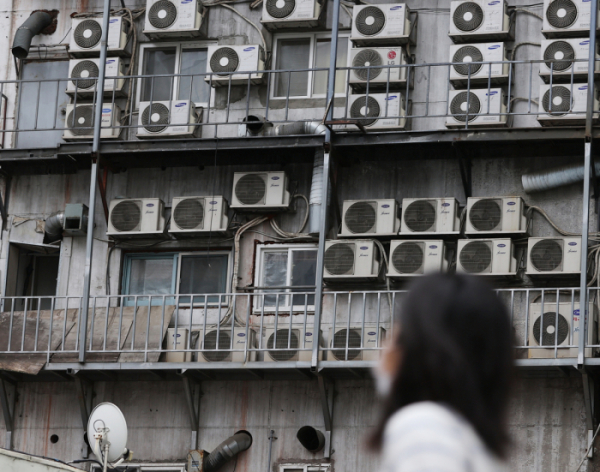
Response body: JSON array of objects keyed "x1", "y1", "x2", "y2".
[{"x1": 166, "y1": 325, "x2": 386, "y2": 362}]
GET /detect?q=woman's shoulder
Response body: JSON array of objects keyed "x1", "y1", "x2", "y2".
[{"x1": 385, "y1": 401, "x2": 467, "y2": 436}]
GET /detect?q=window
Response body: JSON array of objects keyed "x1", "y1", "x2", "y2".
[
  {"x1": 280, "y1": 464, "x2": 331, "y2": 472},
  {"x1": 255, "y1": 244, "x2": 318, "y2": 312},
  {"x1": 137, "y1": 41, "x2": 215, "y2": 108},
  {"x1": 272, "y1": 33, "x2": 349, "y2": 99}
]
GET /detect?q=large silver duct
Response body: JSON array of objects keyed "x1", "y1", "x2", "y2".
[
  {"x1": 522, "y1": 162, "x2": 600, "y2": 193},
  {"x1": 12, "y1": 11, "x2": 53, "y2": 59},
  {"x1": 44, "y1": 211, "x2": 64, "y2": 241},
  {"x1": 309, "y1": 151, "x2": 324, "y2": 235},
  {"x1": 203, "y1": 431, "x2": 252, "y2": 472}
]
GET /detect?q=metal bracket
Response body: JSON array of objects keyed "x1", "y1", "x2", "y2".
[
  {"x1": 182, "y1": 376, "x2": 203, "y2": 450},
  {"x1": 0, "y1": 376, "x2": 17, "y2": 450},
  {"x1": 454, "y1": 146, "x2": 472, "y2": 200},
  {"x1": 71, "y1": 373, "x2": 94, "y2": 458},
  {"x1": 317, "y1": 376, "x2": 334, "y2": 459}
]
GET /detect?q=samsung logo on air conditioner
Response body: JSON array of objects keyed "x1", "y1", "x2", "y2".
[
  {"x1": 175, "y1": 102, "x2": 186, "y2": 107},
  {"x1": 102, "y1": 108, "x2": 111, "y2": 113},
  {"x1": 581, "y1": 40, "x2": 590, "y2": 46},
  {"x1": 381, "y1": 204, "x2": 390, "y2": 208},
  {"x1": 488, "y1": 45, "x2": 500, "y2": 50},
  {"x1": 106, "y1": 59, "x2": 115, "y2": 64},
  {"x1": 497, "y1": 243, "x2": 506, "y2": 248},
  {"x1": 385, "y1": 95, "x2": 398, "y2": 101},
  {"x1": 244, "y1": 47, "x2": 256, "y2": 52},
  {"x1": 390, "y1": 5, "x2": 403, "y2": 10},
  {"x1": 579, "y1": 86, "x2": 588, "y2": 90},
  {"x1": 487, "y1": 91, "x2": 498, "y2": 96},
  {"x1": 488, "y1": 0, "x2": 500, "y2": 4},
  {"x1": 568, "y1": 242, "x2": 578, "y2": 246},
  {"x1": 109, "y1": 19, "x2": 118, "y2": 23},
  {"x1": 182, "y1": 0, "x2": 193, "y2": 3}
]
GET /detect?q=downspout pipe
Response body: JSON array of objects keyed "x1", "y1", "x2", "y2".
[
  {"x1": 11, "y1": 12, "x2": 53, "y2": 59},
  {"x1": 522, "y1": 161, "x2": 600, "y2": 193},
  {"x1": 204, "y1": 431, "x2": 252, "y2": 472}
]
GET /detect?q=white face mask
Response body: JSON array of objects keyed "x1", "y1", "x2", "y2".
[{"x1": 372, "y1": 363, "x2": 394, "y2": 398}]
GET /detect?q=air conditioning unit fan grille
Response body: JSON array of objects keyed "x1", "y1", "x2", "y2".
[
  {"x1": 546, "y1": 0, "x2": 578, "y2": 29},
  {"x1": 111, "y1": 200, "x2": 142, "y2": 232},
  {"x1": 67, "y1": 105, "x2": 95, "y2": 136},
  {"x1": 345, "y1": 201, "x2": 377, "y2": 234},
  {"x1": 266, "y1": 0, "x2": 296, "y2": 18},
  {"x1": 332, "y1": 329, "x2": 362, "y2": 360},
  {"x1": 235, "y1": 174, "x2": 266, "y2": 205},
  {"x1": 325, "y1": 244, "x2": 355, "y2": 275},
  {"x1": 210, "y1": 47, "x2": 240, "y2": 74},
  {"x1": 353, "y1": 49, "x2": 384, "y2": 81},
  {"x1": 355, "y1": 6, "x2": 386, "y2": 36},
  {"x1": 174, "y1": 198, "x2": 204, "y2": 230},
  {"x1": 71, "y1": 61, "x2": 99, "y2": 89},
  {"x1": 350, "y1": 96, "x2": 381, "y2": 126},
  {"x1": 542, "y1": 86, "x2": 571, "y2": 115},
  {"x1": 74, "y1": 20, "x2": 103, "y2": 49},
  {"x1": 533, "y1": 312, "x2": 569, "y2": 345},
  {"x1": 453, "y1": 2, "x2": 484, "y2": 32},
  {"x1": 403, "y1": 200, "x2": 436, "y2": 232},
  {"x1": 544, "y1": 41, "x2": 575, "y2": 71},
  {"x1": 142, "y1": 103, "x2": 170, "y2": 132},
  {"x1": 202, "y1": 331, "x2": 232, "y2": 362},
  {"x1": 450, "y1": 91, "x2": 481, "y2": 122},
  {"x1": 530, "y1": 239, "x2": 563, "y2": 272},
  {"x1": 469, "y1": 199, "x2": 502, "y2": 231},
  {"x1": 452, "y1": 46, "x2": 484, "y2": 76},
  {"x1": 148, "y1": 0, "x2": 178, "y2": 29},
  {"x1": 267, "y1": 329, "x2": 299, "y2": 361},
  {"x1": 392, "y1": 242, "x2": 424, "y2": 274},
  {"x1": 460, "y1": 241, "x2": 492, "y2": 273}
]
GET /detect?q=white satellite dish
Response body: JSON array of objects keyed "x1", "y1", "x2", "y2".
[{"x1": 87, "y1": 402, "x2": 128, "y2": 464}]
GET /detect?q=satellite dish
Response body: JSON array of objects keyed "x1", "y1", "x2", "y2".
[{"x1": 87, "y1": 402, "x2": 128, "y2": 463}]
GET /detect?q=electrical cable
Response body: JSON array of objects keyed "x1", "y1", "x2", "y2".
[
  {"x1": 205, "y1": 3, "x2": 268, "y2": 52},
  {"x1": 511, "y1": 42, "x2": 541, "y2": 61},
  {"x1": 513, "y1": 8, "x2": 543, "y2": 21},
  {"x1": 573, "y1": 420, "x2": 600, "y2": 472}
]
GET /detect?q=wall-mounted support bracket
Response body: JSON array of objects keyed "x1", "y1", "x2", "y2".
[
  {"x1": 181, "y1": 375, "x2": 202, "y2": 450},
  {"x1": 454, "y1": 146, "x2": 472, "y2": 200},
  {"x1": 70, "y1": 372, "x2": 94, "y2": 458},
  {"x1": 317, "y1": 375, "x2": 334, "y2": 459},
  {"x1": 0, "y1": 376, "x2": 17, "y2": 450}
]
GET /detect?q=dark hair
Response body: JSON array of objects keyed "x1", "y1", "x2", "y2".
[{"x1": 369, "y1": 273, "x2": 514, "y2": 458}]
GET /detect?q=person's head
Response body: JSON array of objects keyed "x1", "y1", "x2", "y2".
[{"x1": 369, "y1": 273, "x2": 514, "y2": 458}]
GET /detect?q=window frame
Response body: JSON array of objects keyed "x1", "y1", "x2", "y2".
[
  {"x1": 136, "y1": 40, "x2": 217, "y2": 110},
  {"x1": 279, "y1": 464, "x2": 331, "y2": 472},
  {"x1": 270, "y1": 32, "x2": 350, "y2": 100},
  {"x1": 92, "y1": 465, "x2": 185, "y2": 472},
  {"x1": 254, "y1": 243, "x2": 318, "y2": 313},
  {"x1": 175, "y1": 251, "x2": 233, "y2": 306}
]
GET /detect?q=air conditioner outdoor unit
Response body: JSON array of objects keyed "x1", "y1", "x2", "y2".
[
  {"x1": 107, "y1": 198, "x2": 166, "y2": 238},
  {"x1": 528, "y1": 302, "x2": 598, "y2": 358},
  {"x1": 349, "y1": 47, "x2": 408, "y2": 90},
  {"x1": 261, "y1": 0, "x2": 324, "y2": 29},
  {"x1": 445, "y1": 88, "x2": 507, "y2": 128},
  {"x1": 387, "y1": 240, "x2": 448, "y2": 278},
  {"x1": 340, "y1": 199, "x2": 400, "y2": 237},
  {"x1": 465, "y1": 196, "x2": 527, "y2": 235},
  {"x1": 350, "y1": 3, "x2": 413, "y2": 47},
  {"x1": 537, "y1": 84, "x2": 598, "y2": 126},
  {"x1": 328, "y1": 325, "x2": 386, "y2": 361},
  {"x1": 66, "y1": 58, "x2": 126, "y2": 96},
  {"x1": 348, "y1": 93, "x2": 407, "y2": 130},
  {"x1": 456, "y1": 238, "x2": 517, "y2": 276},
  {"x1": 169, "y1": 196, "x2": 229, "y2": 235},
  {"x1": 263, "y1": 326, "x2": 321, "y2": 362},
  {"x1": 205, "y1": 45, "x2": 265, "y2": 87},
  {"x1": 449, "y1": 0, "x2": 511, "y2": 43},
  {"x1": 137, "y1": 100, "x2": 200, "y2": 138},
  {"x1": 69, "y1": 16, "x2": 128, "y2": 57},
  {"x1": 448, "y1": 42, "x2": 509, "y2": 87},
  {"x1": 400, "y1": 198, "x2": 460, "y2": 235},
  {"x1": 63, "y1": 104, "x2": 121, "y2": 141},
  {"x1": 231, "y1": 171, "x2": 290, "y2": 211},
  {"x1": 166, "y1": 328, "x2": 192, "y2": 362},
  {"x1": 542, "y1": 0, "x2": 600, "y2": 38},
  {"x1": 143, "y1": 0, "x2": 207, "y2": 38},
  {"x1": 197, "y1": 327, "x2": 256, "y2": 362},
  {"x1": 324, "y1": 240, "x2": 381, "y2": 280},
  {"x1": 540, "y1": 38, "x2": 600, "y2": 82},
  {"x1": 526, "y1": 236, "x2": 582, "y2": 277}
]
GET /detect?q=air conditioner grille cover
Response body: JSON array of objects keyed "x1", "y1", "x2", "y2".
[
  {"x1": 542, "y1": 86, "x2": 571, "y2": 115},
  {"x1": 173, "y1": 198, "x2": 204, "y2": 230},
  {"x1": 403, "y1": 200, "x2": 436, "y2": 232},
  {"x1": 141, "y1": 103, "x2": 170, "y2": 132},
  {"x1": 66, "y1": 105, "x2": 95, "y2": 136},
  {"x1": 332, "y1": 329, "x2": 362, "y2": 360},
  {"x1": 74, "y1": 20, "x2": 102, "y2": 49},
  {"x1": 210, "y1": 47, "x2": 240, "y2": 74},
  {"x1": 345, "y1": 201, "x2": 377, "y2": 234},
  {"x1": 325, "y1": 243, "x2": 354, "y2": 275},
  {"x1": 350, "y1": 96, "x2": 381, "y2": 126},
  {"x1": 460, "y1": 240, "x2": 492, "y2": 273},
  {"x1": 148, "y1": 0, "x2": 178, "y2": 29},
  {"x1": 450, "y1": 91, "x2": 481, "y2": 122},
  {"x1": 530, "y1": 239, "x2": 563, "y2": 271},
  {"x1": 71, "y1": 60, "x2": 99, "y2": 89},
  {"x1": 452, "y1": 46, "x2": 483, "y2": 76},
  {"x1": 202, "y1": 331, "x2": 232, "y2": 362},
  {"x1": 453, "y1": 2, "x2": 484, "y2": 32},
  {"x1": 267, "y1": 329, "x2": 299, "y2": 361},
  {"x1": 546, "y1": 0, "x2": 578, "y2": 29},
  {"x1": 235, "y1": 174, "x2": 266, "y2": 205},
  {"x1": 353, "y1": 49, "x2": 384, "y2": 80},
  {"x1": 355, "y1": 6, "x2": 386, "y2": 36},
  {"x1": 392, "y1": 242, "x2": 424, "y2": 274},
  {"x1": 532, "y1": 312, "x2": 569, "y2": 345},
  {"x1": 469, "y1": 199, "x2": 502, "y2": 231},
  {"x1": 111, "y1": 200, "x2": 142, "y2": 232},
  {"x1": 266, "y1": 0, "x2": 296, "y2": 18},
  {"x1": 544, "y1": 41, "x2": 575, "y2": 71}
]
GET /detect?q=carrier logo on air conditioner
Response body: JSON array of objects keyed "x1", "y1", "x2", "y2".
[
  {"x1": 146, "y1": 203, "x2": 155, "y2": 207},
  {"x1": 237, "y1": 333, "x2": 246, "y2": 337},
  {"x1": 306, "y1": 332, "x2": 313, "y2": 336},
  {"x1": 442, "y1": 203, "x2": 450, "y2": 207},
  {"x1": 429, "y1": 245, "x2": 438, "y2": 249},
  {"x1": 497, "y1": 244, "x2": 506, "y2": 248},
  {"x1": 272, "y1": 176, "x2": 280, "y2": 180},
  {"x1": 507, "y1": 201, "x2": 516, "y2": 206},
  {"x1": 569, "y1": 242, "x2": 578, "y2": 246},
  {"x1": 209, "y1": 201, "x2": 218, "y2": 204},
  {"x1": 102, "y1": 108, "x2": 111, "y2": 113},
  {"x1": 360, "y1": 246, "x2": 368, "y2": 250},
  {"x1": 381, "y1": 204, "x2": 390, "y2": 208},
  {"x1": 368, "y1": 331, "x2": 376, "y2": 336}
]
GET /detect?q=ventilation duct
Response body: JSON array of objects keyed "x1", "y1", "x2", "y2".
[
  {"x1": 12, "y1": 11, "x2": 53, "y2": 59},
  {"x1": 44, "y1": 211, "x2": 64, "y2": 241},
  {"x1": 296, "y1": 426, "x2": 325, "y2": 453},
  {"x1": 242, "y1": 116, "x2": 328, "y2": 137},
  {"x1": 204, "y1": 431, "x2": 252, "y2": 472},
  {"x1": 522, "y1": 161, "x2": 600, "y2": 193}
]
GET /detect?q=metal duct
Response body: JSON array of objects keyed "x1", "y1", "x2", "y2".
[
  {"x1": 309, "y1": 151, "x2": 324, "y2": 235},
  {"x1": 44, "y1": 211, "x2": 64, "y2": 241},
  {"x1": 204, "y1": 431, "x2": 252, "y2": 472},
  {"x1": 265, "y1": 121, "x2": 328, "y2": 136},
  {"x1": 522, "y1": 161, "x2": 600, "y2": 193},
  {"x1": 296, "y1": 426, "x2": 325, "y2": 452},
  {"x1": 12, "y1": 11, "x2": 53, "y2": 59}
]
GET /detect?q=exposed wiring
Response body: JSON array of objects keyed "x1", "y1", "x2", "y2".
[
  {"x1": 269, "y1": 194, "x2": 314, "y2": 240},
  {"x1": 573, "y1": 420, "x2": 600, "y2": 472},
  {"x1": 510, "y1": 96, "x2": 539, "y2": 106},
  {"x1": 510, "y1": 41, "x2": 541, "y2": 61},
  {"x1": 513, "y1": 7, "x2": 544, "y2": 21},
  {"x1": 206, "y1": 3, "x2": 268, "y2": 52},
  {"x1": 372, "y1": 239, "x2": 393, "y2": 310}
]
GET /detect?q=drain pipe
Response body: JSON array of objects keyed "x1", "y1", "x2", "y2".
[
  {"x1": 522, "y1": 161, "x2": 600, "y2": 193},
  {"x1": 11, "y1": 11, "x2": 53, "y2": 59},
  {"x1": 267, "y1": 430, "x2": 276, "y2": 472},
  {"x1": 204, "y1": 431, "x2": 253, "y2": 472}
]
